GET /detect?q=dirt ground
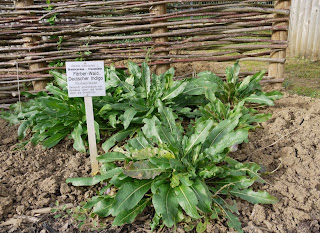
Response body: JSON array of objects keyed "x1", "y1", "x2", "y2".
[{"x1": 1, "y1": 93, "x2": 320, "y2": 233}]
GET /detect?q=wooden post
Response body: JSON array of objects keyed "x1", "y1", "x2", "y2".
[
  {"x1": 150, "y1": 1, "x2": 170, "y2": 75},
  {"x1": 84, "y1": 97, "x2": 99, "y2": 175},
  {"x1": 14, "y1": 0, "x2": 47, "y2": 90},
  {"x1": 268, "y1": 0, "x2": 291, "y2": 80}
]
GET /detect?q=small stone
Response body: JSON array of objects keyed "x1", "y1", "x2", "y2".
[
  {"x1": 16, "y1": 205, "x2": 25, "y2": 215},
  {"x1": 60, "y1": 183, "x2": 71, "y2": 195}
]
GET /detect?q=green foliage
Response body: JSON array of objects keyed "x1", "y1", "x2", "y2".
[
  {"x1": 197, "y1": 61, "x2": 283, "y2": 106},
  {"x1": 1, "y1": 61, "x2": 280, "y2": 156},
  {"x1": 67, "y1": 105, "x2": 278, "y2": 232},
  {"x1": 1, "y1": 71, "x2": 90, "y2": 151},
  {"x1": 0, "y1": 61, "x2": 282, "y2": 232}
]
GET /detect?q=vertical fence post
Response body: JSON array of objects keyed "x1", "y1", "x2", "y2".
[
  {"x1": 268, "y1": 0, "x2": 291, "y2": 80},
  {"x1": 150, "y1": 1, "x2": 170, "y2": 75},
  {"x1": 14, "y1": 0, "x2": 47, "y2": 90}
]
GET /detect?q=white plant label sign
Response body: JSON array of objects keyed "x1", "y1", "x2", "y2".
[{"x1": 66, "y1": 61, "x2": 106, "y2": 97}]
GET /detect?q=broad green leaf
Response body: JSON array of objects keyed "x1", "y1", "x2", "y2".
[
  {"x1": 46, "y1": 84, "x2": 68, "y2": 99},
  {"x1": 18, "y1": 120, "x2": 31, "y2": 140},
  {"x1": 203, "y1": 117, "x2": 240, "y2": 151},
  {"x1": 102, "y1": 128, "x2": 136, "y2": 152},
  {"x1": 206, "y1": 129, "x2": 248, "y2": 156},
  {"x1": 226, "y1": 60, "x2": 240, "y2": 84},
  {"x1": 66, "y1": 167, "x2": 122, "y2": 186},
  {"x1": 110, "y1": 179, "x2": 152, "y2": 216},
  {"x1": 142, "y1": 116, "x2": 161, "y2": 143},
  {"x1": 265, "y1": 90, "x2": 283, "y2": 100},
  {"x1": 191, "y1": 178, "x2": 212, "y2": 213},
  {"x1": 83, "y1": 196, "x2": 104, "y2": 209},
  {"x1": 123, "y1": 160, "x2": 164, "y2": 179},
  {"x1": 149, "y1": 157, "x2": 171, "y2": 170},
  {"x1": 113, "y1": 198, "x2": 150, "y2": 226},
  {"x1": 230, "y1": 189, "x2": 278, "y2": 204},
  {"x1": 50, "y1": 70, "x2": 67, "y2": 89},
  {"x1": 175, "y1": 184, "x2": 201, "y2": 219},
  {"x1": 225, "y1": 210, "x2": 243, "y2": 233},
  {"x1": 94, "y1": 121, "x2": 100, "y2": 141},
  {"x1": 128, "y1": 61, "x2": 141, "y2": 83},
  {"x1": 97, "y1": 152, "x2": 128, "y2": 163},
  {"x1": 244, "y1": 94, "x2": 274, "y2": 106},
  {"x1": 93, "y1": 198, "x2": 114, "y2": 217},
  {"x1": 157, "y1": 100, "x2": 177, "y2": 136},
  {"x1": 163, "y1": 67, "x2": 175, "y2": 89},
  {"x1": 185, "y1": 119, "x2": 214, "y2": 155},
  {"x1": 213, "y1": 198, "x2": 243, "y2": 233},
  {"x1": 152, "y1": 184, "x2": 179, "y2": 227},
  {"x1": 108, "y1": 114, "x2": 117, "y2": 128},
  {"x1": 122, "y1": 108, "x2": 137, "y2": 130},
  {"x1": 162, "y1": 80, "x2": 188, "y2": 101},
  {"x1": 42, "y1": 129, "x2": 70, "y2": 148},
  {"x1": 110, "y1": 69, "x2": 134, "y2": 94},
  {"x1": 71, "y1": 123, "x2": 86, "y2": 152},
  {"x1": 141, "y1": 62, "x2": 151, "y2": 98},
  {"x1": 237, "y1": 75, "x2": 252, "y2": 93},
  {"x1": 127, "y1": 133, "x2": 149, "y2": 150},
  {"x1": 212, "y1": 176, "x2": 256, "y2": 190}
]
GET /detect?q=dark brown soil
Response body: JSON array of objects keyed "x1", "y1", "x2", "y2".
[{"x1": 1, "y1": 93, "x2": 320, "y2": 233}]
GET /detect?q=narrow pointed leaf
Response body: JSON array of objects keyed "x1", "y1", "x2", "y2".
[
  {"x1": 203, "y1": 117, "x2": 239, "y2": 151},
  {"x1": 206, "y1": 129, "x2": 248, "y2": 156},
  {"x1": 230, "y1": 189, "x2": 278, "y2": 204},
  {"x1": 102, "y1": 128, "x2": 136, "y2": 152},
  {"x1": 162, "y1": 80, "x2": 188, "y2": 101},
  {"x1": 123, "y1": 108, "x2": 137, "y2": 130},
  {"x1": 244, "y1": 94, "x2": 274, "y2": 106},
  {"x1": 157, "y1": 100, "x2": 177, "y2": 136},
  {"x1": 123, "y1": 160, "x2": 164, "y2": 179},
  {"x1": 18, "y1": 120, "x2": 31, "y2": 140},
  {"x1": 97, "y1": 152, "x2": 128, "y2": 163},
  {"x1": 110, "y1": 179, "x2": 152, "y2": 216},
  {"x1": 50, "y1": 70, "x2": 67, "y2": 89},
  {"x1": 42, "y1": 129, "x2": 69, "y2": 148},
  {"x1": 153, "y1": 184, "x2": 179, "y2": 227},
  {"x1": 142, "y1": 116, "x2": 161, "y2": 143},
  {"x1": 185, "y1": 119, "x2": 214, "y2": 155},
  {"x1": 142, "y1": 62, "x2": 151, "y2": 98},
  {"x1": 113, "y1": 198, "x2": 150, "y2": 226},
  {"x1": 175, "y1": 184, "x2": 201, "y2": 219},
  {"x1": 66, "y1": 167, "x2": 122, "y2": 186},
  {"x1": 93, "y1": 198, "x2": 114, "y2": 217},
  {"x1": 191, "y1": 178, "x2": 212, "y2": 213},
  {"x1": 225, "y1": 210, "x2": 243, "y2": 233}
]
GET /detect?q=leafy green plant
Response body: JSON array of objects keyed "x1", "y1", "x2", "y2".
[
  {"x1": 2, "y1": 71, "x2": 99, "y2": 152},
  {"x1": 96, "y1": 61, "x2": 215, "y2": 152},
  {"x1": 197, "y1": 61, "x2": 283, "y2": 106},
  {"x1": 67, "y1": 104, "x2": 277, "y2": 232}
]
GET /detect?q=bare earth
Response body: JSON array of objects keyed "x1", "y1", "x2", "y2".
[{"x1": 1, "y1": 93, "x2": 320, "y2": 233}]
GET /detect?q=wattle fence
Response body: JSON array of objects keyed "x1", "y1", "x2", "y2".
[{"x1": 0, "y1": 0, "x2": 290, "y2": 108}]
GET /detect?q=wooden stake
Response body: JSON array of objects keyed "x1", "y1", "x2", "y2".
[
  {"x1": 268, "y1": 0, "x2": 291, "y2": 80},
  {"x1": 150, "y1": 1, "x2": 170, "y2": 75},
  {"x1": 14, "y1": 0, "x2": 47, "y2": 90},
  {"x1": 84, "y1": 96, "x2": 99, "y2": 175}
]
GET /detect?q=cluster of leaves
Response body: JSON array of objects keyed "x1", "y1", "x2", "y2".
[
  {"x1": 1, "y1": 61, "x2": 281, "y2": 153},
  {"x1": 67, "y1": 102, "x2": 278, "y2": 232},
  {"x1": 1, "y1": 61, "x2": 282, "y2": 232},
  {"x1": 1, "y1": 72, "x2": 94, "y2": 152}
]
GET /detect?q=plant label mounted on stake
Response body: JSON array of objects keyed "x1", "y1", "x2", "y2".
[{"x1": 66, "y1": 61, "x2": 106, "y2": 175}]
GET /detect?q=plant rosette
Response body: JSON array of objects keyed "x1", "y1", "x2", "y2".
[{"x1": 67, "y1": 103, "x2": 278, "y2": 233}]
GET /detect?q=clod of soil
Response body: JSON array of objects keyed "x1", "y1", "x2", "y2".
[{"x1": 1, "y1": 93, "x2": 320, "y2": 233}]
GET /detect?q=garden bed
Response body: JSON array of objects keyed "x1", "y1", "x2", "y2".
[{"x1": 1, "y1": 93, "x2": 320, "y2": 233}]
